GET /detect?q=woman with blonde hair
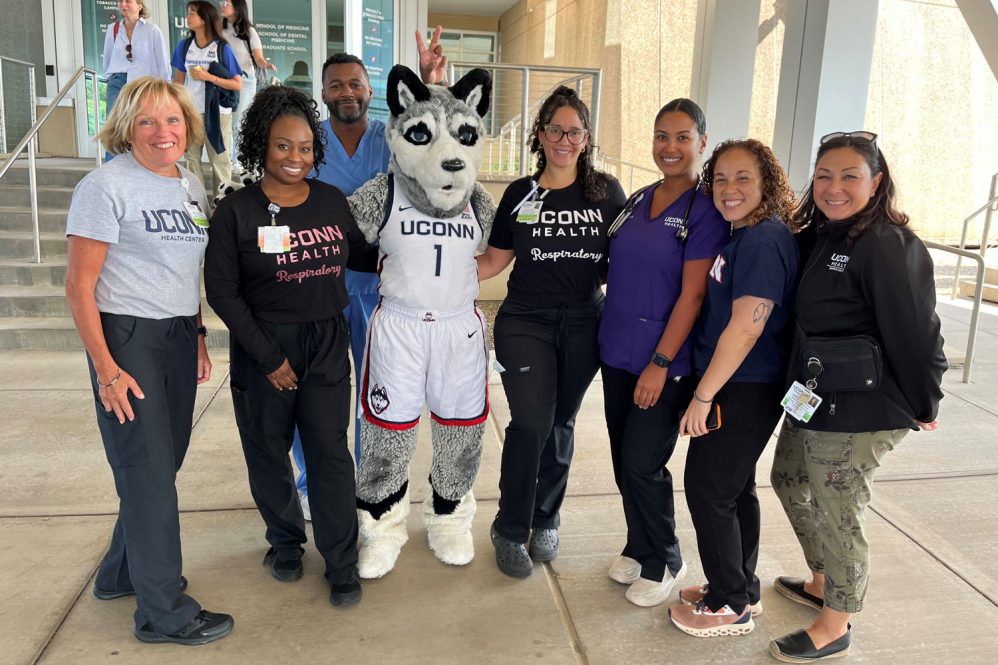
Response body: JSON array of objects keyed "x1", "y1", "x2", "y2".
[
  {"x1": 667, "y1": 138, "x2": 798, "y2": 638},
  {"x1": 65, "y1": 76, "x2": 233, "y2": 645}
]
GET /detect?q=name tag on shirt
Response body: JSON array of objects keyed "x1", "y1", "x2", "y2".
[
  {"x1": 184, "y1": 201, "x2": 209, "y2": 228},
  {"x1": 781, "y1": 381, "x2": 823, "y2": 423},
  {"x1": 516, "y1": 200, "x2": 543, "y2": 224},
  {"x1": 258, "y1": 225, "x2": 291, "y2": 254}
]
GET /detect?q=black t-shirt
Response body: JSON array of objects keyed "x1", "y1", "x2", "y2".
[
  {"x1": 205, "y1": 180, "x2": 375, "y2": 371},
  {"x1": 489, "y1": 175, "x2": 626, "y2": 306}
]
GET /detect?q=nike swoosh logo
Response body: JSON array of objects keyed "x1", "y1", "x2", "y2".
[
  {"x1": 467, "y1": 331, "x2": 477, "y2": 338},
  {"x1": 398, "y1": 205, "x2": 415, "y2": 211}
]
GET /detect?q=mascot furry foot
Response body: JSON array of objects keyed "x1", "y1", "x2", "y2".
[
  {"x1": 357, "y1": 492, "x2": 410, "y2": 579},
  {"x1": 422, "y1": 490, "x2": 477, "y2": 566}
]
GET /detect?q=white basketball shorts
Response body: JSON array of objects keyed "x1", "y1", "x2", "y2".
[{"x1": 361, "y1": 300, "x2": 489, "y2": 429}]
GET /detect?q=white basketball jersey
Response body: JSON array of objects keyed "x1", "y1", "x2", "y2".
[{"x1": 377, "y1": 179, "x2": 484, "y2": 310}]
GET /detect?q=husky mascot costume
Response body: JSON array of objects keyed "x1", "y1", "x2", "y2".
[{"x1": 346, "y1": 65, "x2": 495, "y2": 578}]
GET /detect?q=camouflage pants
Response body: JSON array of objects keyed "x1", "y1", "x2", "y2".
[{"x1": 770, "y1": 420, "x2": 908, "y2": 613}]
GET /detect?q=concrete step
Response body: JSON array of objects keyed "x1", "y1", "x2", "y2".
[
  {"x1": 0, "y1": 231, "x2": 68, "y2": 258},
  {"x1": 0, "y1": 315, "x2": 229, "y2": 351},
  {"x1": 958, "y1": 278, "x2": 998, "y2": 303},
  {"x1": 0, "y1": 285, "x2": 219, "y2": 318},
  {"x1": 0, "y1": 185, "x2": 76, "y2": 209},
  {"x1": 1, "y1": 163, "x2": 93, "y2": 188},
  {"x1": 0, "y1": 206, "x2": 68, "y2": 233},
  {"x1": 0, "y1": 258, "x2": 67, "y2": 286}
]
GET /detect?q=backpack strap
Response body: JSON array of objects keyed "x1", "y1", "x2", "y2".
[{"x1": 113, "y1": 21, "x2": 120, "y2": 41}]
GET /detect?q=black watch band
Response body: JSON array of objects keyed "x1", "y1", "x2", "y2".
[
  {"x1": 650, "y1": 352, "x2": 671, "y2": 368},
  {"x1": 196, "y1": 326, "x2": 208, "y2": 336}
]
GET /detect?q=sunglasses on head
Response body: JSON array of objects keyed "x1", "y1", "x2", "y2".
[{"x1": 820, "y1": 131, "x2": 877, "y2": 145}]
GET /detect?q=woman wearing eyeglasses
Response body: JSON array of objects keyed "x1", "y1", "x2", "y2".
[
  {"x1": 597, "y1": 99, "x2": 728, "y2": 607},
  {"x1": 101, "y1": 0, "x2": 171, "y2": 156},
  {"x1": 476, "y1": 86, "x2": 625, "y2": 578},
  {"x1": 767, "y1": 132, "x2": 946, "y2": 663}
]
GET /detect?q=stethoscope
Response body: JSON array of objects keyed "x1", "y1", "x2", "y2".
[{"x1": 607, "y1": 176, "x2": 700, "y2": 243}]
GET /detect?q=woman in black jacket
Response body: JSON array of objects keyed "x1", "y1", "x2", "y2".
[{"x1": 768, "y1": 132, "x2": 947, "y2": 663}]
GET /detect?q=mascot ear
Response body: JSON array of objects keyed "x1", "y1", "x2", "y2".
[
  {"x1": 449, "y1": 68, "x2": 492, "y2": 118},
  {"x1": 387, "y1": 65, "x2": 431, "y2": 116}
]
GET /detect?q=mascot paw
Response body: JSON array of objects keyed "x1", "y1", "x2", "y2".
[
  {"x1": 211, "y1": 172, "x2": 259, "y2": 207},
  {"x1": 357, "y1": 499, "x2": 410, "y2": 579},
  {"x1": 422, "y1": 491, "x2": 476, "y2": 566}
]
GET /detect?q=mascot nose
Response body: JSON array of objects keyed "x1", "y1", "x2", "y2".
[{"x1": 441, "y1": 158, "x2": 465, "y2": 172}]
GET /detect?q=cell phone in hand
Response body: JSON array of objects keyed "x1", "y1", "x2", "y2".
[{"x1": 705, "y1": 402, "x2": 722, "y2": 431}]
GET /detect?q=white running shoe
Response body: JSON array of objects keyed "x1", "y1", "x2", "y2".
[
  {"x1": 608, "y1": 555, "x2": 642, "y2": 584},
  {"x1": 625, "y1": 561, "x2": 688, "y2": 607}
]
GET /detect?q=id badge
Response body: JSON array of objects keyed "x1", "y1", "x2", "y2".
[
  {"x1": 184, "y1": 201, "x2": 209, "y2": 228},
  {"x1": 258, "y1": 225, "x2": 291, "y2": 253},
  {"x1": 516, "y1": 200, "x2": 543, "y2": 224},
  {"x1": 780, "y1": 381, "x2": 823, "y2": 423}
]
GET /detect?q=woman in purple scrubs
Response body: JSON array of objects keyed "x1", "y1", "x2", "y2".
[{"x1": 597, "y1": 99, "x2": 728, "y2": 607}]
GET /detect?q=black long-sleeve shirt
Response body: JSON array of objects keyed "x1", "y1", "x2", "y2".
[
  {"x1": 205, "y1": 180, "x2": 377, "y2": 373},
  {"x1": 790, "y1": 217, "x2": 947, "y2": 431}
]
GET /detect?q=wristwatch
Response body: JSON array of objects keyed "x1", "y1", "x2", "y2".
[
  {"x1": 650, "y1": 352, "x2": 671, "y2": 368},
  {"x1": 196, "y1": 326, "x2": 208, "y2": 336}
]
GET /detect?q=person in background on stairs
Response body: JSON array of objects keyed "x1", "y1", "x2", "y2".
[
  {"x1": 100, "y1": 0, "x2": 171, "y2": 161},
  {"x1": 64, "y1": 76, "x2": 233, "y2": 646},
  {"x1": 476, "y1": 87, "x2": 626, "y2": 579},
  {"x1": 220, "y1": 0, "x2": 277, "y2": 175},
  {"x1": 598, "y1": 98, "x2": 728, "y2": 608},
  {"x1": 768, "y1": 132, "x2": 947, "y2": 663},
  {"x1": 171, "y1": 1, "x2": 242, "y2": 196}
]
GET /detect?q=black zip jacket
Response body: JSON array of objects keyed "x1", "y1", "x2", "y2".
[{"x1": 789, "y1": 217, "x2": 947, "y2": 432}]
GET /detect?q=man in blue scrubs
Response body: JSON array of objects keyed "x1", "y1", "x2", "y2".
[{"x1": 293, "y1": 30, "x2": 448, "y2": 519}]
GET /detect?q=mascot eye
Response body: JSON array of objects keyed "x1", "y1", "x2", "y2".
[
  {"x1": 404, "y1": 123, "x2": 432, "y2": 145},
  {"x1": 457, "y1": 124, "x2": 478, "y2": 146}
]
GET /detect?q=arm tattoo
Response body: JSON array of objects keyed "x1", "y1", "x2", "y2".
[{"x1": 752, "y1": 301, "x2": 773, "y2": 323}]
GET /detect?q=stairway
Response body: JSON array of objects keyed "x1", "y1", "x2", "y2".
[
  {"x1": 0, "y1": 159, "x2": 228, "y2": 351},
  {"x1": 958, "y1": 266, "x2": 998, "y2": 303}
]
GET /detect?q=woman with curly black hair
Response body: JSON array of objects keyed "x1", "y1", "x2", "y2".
[
  {"x1": 204, "y1": 85, "x2": 375, "y2": 607},
  {"x1": 666, "y1": 139, "x2": 799, "y2": 638},
  {"x1": 476, "y1": 86, "x2": 626, "y2": 578}
]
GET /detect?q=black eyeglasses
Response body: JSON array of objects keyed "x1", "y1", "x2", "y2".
[
  {"x1": 125, "y1": 43, "x2": 133, "y2": 62},
  {"x1": 543, "y1": 125, "x2": 589, "y2": 145},
  {"x1": 820, "y1": 131, "x2": 877, "y2": 145}
]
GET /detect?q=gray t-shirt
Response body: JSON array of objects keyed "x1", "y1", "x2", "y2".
[
  {"x1": 222, "y1": 24, "x2": 262, "y2": 77},
  {"x1": 66, "y1": 152, "x2": 209, "y2": 319}
]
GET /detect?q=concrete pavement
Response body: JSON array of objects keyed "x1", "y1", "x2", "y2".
[{"x1": 1, "y1": 298, "x2": 997, "y2": 664}]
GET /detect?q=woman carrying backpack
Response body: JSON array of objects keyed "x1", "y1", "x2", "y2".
[
  {"x1": 171, "y1": 1, "x2": 242, "y2": 194},
  {"x1": 220, "y1": 0, "x2": 277, "y2": 174}
]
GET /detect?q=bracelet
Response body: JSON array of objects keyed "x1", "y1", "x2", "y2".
[
  {"x1": 692, "y1": 390, "x2": 713, "y2": 404},
  {"x1": 97, "y1": 367, "x2": 122, "y2": 389}
]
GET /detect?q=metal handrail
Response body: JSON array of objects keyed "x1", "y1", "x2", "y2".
[
  {"x1": 925, "y1": 241, "x2": 984, "y2": 383},
  {"x1": 596, "y1": 154, "x2": 661, "y2": 193},
  {"x1": 950, "y1": 172, "x2": 998, "y2": 299},
  {"x1": 0, "y1": 65, "x2": 101, "y2": 263}
]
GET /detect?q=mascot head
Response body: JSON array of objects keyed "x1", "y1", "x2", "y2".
[{"x1": 386, "y1": 65, "x2": 492, "y2": 219}]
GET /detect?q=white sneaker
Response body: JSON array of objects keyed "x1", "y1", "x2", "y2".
[
  {"x1": 299, "y1": 493, "x2": 311, "y2": 522},
  {"x1": 625, "y1": 561, "x2": 688, "y2": 607},
  {"x1": 608, "y1": 555, "x2": 642, "y2": 584}
]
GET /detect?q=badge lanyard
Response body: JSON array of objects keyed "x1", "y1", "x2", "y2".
[
  {"x1": 258, "y1": 201, "x2": 291, "y2": 253},
  {"x1": 512, "y1": 180, "x2": 550, "y2": 224},
  {"x1": 180, "y1": 177, "x2": 209, "y2": 228}
]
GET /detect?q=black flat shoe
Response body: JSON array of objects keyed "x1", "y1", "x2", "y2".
[
  {"x1": 93, "y1": 575, "x2": 189, "y2": 601},
  {"x1": 134, "y1": 609, "x2": 234, "y2": 646},
  {"x1": 491, "y1": 522, "x2": 532, "y2": 579},
  {"x1": 770, "y1": 626, "x2": 851, "y2": 662},
  {"x1": 528, "y1": 528, "x2": 559, "y2": 562},
  {"x1": 775, "y1": 576, "x2": 824, "y2": 611},
  {"x1": 263, "y1": 547, "x2": 304, "y2": 582},
  {"x1": 330, "y1": 574, "x2": 362, "y2": 607}
]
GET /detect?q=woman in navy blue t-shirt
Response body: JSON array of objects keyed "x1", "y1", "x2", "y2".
[{"x1": 667, "y1": 139, "x2": 798, "y2": 638}]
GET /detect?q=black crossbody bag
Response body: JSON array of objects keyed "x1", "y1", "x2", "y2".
[{"x1": 798, "y1": 328, "x2": 883, "y2": 392}]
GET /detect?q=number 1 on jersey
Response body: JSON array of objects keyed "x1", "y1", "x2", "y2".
[{"x1": 433, "y1": 244, "x2": 442, "y2": 277}]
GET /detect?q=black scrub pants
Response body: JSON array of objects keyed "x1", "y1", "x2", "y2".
[
  {"x1": 684, "y1": 381, "x2": 784, "y2": 614},
  {"x1": 601, "y1": 363, "x2": 692, "y2": 582},
  {"x1": 229, "y1": 314, "x2": 358, "y2": 585},
  {"x1": 493, "y1": 300, "x2": 601, "y2": 544},
  {"x1": 90, "y1": 313, "x2": 202, "y2": 635}
]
